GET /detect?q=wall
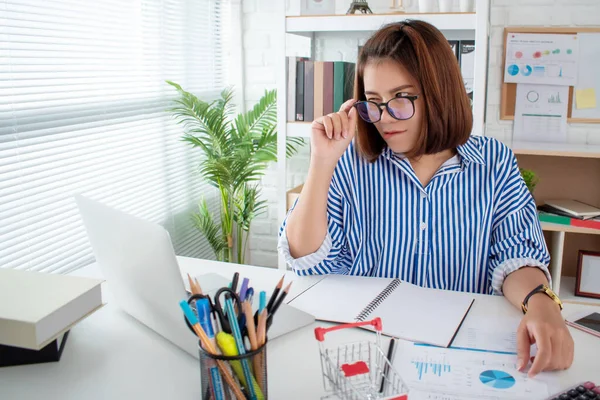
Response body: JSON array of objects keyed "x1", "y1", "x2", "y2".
[{"x1": 243, "y1": 0, "x2": 600, "y2": 268}]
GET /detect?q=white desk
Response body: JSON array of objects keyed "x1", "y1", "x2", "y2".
[{"x1": 1, "y1": 256, "x2": 599, "y2": 400}]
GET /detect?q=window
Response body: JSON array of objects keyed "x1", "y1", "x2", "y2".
[{"x1": 1, "y1": 0, "x2": 231, "y2": 273}]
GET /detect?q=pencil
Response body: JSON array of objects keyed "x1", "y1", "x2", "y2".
[
  {"x1": 180, "y1": 301, "x2": 245, "y2": 400},
  {"x1": 255, "y1": 309, "x2": 268, "y2": 392},
  {"x1": 267, "y1": 281, "x2": 292, "y2": 328},
  {"x1": 243, "y1": 301, "x2": 263, "y2": 395},
  {"x1": 187, "y1": 273, "x2": 202, "y2": 295},
  {"x1": 265, "y1": 275, "x2": 284, "y2": 313},
  {"x1": 194, "y1": 277, "x2": 203, "y2": 295}
]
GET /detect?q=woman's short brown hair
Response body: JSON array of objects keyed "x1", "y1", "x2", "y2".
[{"x1": 354, "y1": 20, "x2": 473, "y2": 161}]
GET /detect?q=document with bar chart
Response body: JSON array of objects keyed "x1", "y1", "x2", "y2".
[{"x1": 395, "y1": 344, "x2": 548, "y2": 399}]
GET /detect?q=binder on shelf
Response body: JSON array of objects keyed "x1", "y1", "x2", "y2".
[
  {"x1": 323, "y1": 62, "x2": 334, "y2": 115},
  {"x1": 459, "y1": 40, "x2": 475, "y2": 103},
  {"x1": 303, "y1": 61, "x2": 315, "y2": 122},
  {"x1": 314, "y1": 61, "x2": 325, "y2": 120},
  {"x1": 295, "y1": 60, "x2": 305, "y2": 121}
]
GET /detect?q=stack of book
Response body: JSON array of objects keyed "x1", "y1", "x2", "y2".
[
  {"x1": 538, "y1": 199, "x2": 600, "y2": 230},
  {"x1": 0, "y1": 268, "x2": 104, "y2": 367}
]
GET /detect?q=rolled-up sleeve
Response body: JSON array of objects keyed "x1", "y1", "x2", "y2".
[
  {"x1": 488, "y1": 152, "x2": 551, "y2": 295},
  {"x1": 277, "y1": 172, "x2": 351, "y2": 276}
]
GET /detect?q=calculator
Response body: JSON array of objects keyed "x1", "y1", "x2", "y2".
[{"x1": 548, "y1": 382, "x2": 600, "y2": 400}]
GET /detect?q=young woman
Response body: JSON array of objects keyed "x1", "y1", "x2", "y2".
[{"x1": 278, "y1": 20, "x2": 573, "y2": 376}]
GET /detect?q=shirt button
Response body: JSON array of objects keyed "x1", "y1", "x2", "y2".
[
  {"x1": 420, "y1": 222, "x2": 427, "y2": 231},
  {"x1": 421, "y1": 192, "x2": 427, "y2": 198}
]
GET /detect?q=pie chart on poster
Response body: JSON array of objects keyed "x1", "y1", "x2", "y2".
[
  {"x1": 507, "y1": 64, "x2": 519, "y2": 76},
  {"x1": 479, "y1": 370, "x2": 516, "y2": 389},
  {"x1": 521, "y1": 65, "x2": 533, "y2": 76}
]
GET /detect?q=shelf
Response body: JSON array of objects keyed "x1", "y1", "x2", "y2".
[
  {"x1": 560, "y1": 276, "x2": 600, "y2": 306},
  {"x1": 286, "y1": 13, "x2": 476, "y2": 36},
  {"x1": 286, "y1": 122, "x2": 311, "y2": 138},
  {"x1": 540, "y1": 222, "x2": 600, "y2": 236},
  {"x1": 511, "y1": 141, "x2": 600, "y2": 159}
]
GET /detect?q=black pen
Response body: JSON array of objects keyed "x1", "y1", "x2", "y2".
[
  {"x1": 230, "y1": 272, "x2": 239, "y2": 294},
  {"x1": 380, "y1": 337, "x2": 397, "y2": 393}
]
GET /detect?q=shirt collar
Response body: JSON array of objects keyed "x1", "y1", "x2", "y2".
[
  {"x1": 381, "y1": 138, "x2": 486, "y2": 166},
  {"x1": 456, "y1": 138, "x2": 486, "y2": 165}
]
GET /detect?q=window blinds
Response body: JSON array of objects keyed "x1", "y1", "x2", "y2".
[{"x1": 0, "y1": 0, "x2": 230, "y2": 273}]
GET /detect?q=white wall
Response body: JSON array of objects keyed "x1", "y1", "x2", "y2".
[
  {"x1": 485, "y1": 0, "x2": 600, "y2": 145},
  {"x1": 242, "y1": 0, "x2": 600, "y2": 268}
]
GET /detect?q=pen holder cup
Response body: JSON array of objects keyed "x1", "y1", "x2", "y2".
[{"x1": 198, "y1": 341, "x2": 268, "y2": 400}]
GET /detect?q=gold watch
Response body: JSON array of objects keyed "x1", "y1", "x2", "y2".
[{"x1": 521, "y1": 284, "x2": 563, "y2": 314}]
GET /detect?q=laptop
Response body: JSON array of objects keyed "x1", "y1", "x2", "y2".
[{"x1": 75, "y1": 195, "x2": 315, "y2": 358}]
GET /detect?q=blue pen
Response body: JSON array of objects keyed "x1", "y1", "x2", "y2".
[
  {"x1": 197, "y1": 299, "x2": 225, "y2": 400},
  {"x1": 259, "y1": 291, "x2": 267, "y2": 314},
  {"x1": 224, "y1": 298, "x2": 257, "y2": 400},
  {"x1": 246, "y1": 288, "x2": 255, "y2": 305},
  {"x1": 239, "y1": 278, "x2": 250, "y2": 301}
]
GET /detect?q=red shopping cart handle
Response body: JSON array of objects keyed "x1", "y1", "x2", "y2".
[{"x1": 314, "y1": 317, "x2": 382, "y2": 342}]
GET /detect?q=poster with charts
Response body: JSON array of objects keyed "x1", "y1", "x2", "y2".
[
  {"x1": 513, "y1": 84, "x2": 569, "y2": 143},
  {"x1": 395, "y1": 344, "x2": 548, "y2": 400},
  {"x1": 504, "y1": 33, "x2": 579, "y2": 86}
]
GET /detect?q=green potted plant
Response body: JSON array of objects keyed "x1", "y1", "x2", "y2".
[
  {"x1": 167, "y1": 82, "x2": 304, "y2": 264},
  {"x1": 520, "y1": 168, "x2": 539, "y2": 194}
]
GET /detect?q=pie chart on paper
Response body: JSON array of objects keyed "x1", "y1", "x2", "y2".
[{"x1": 479, "y1": 370, "x2": 516, "y2": 389}]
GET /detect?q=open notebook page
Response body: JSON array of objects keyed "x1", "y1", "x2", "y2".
[
  {"x1": 372, "y1": 282, "x2": 474, "y2": 347},
  {"x1": 289, "y1": 275, "x2": 394, "y2": 323}
]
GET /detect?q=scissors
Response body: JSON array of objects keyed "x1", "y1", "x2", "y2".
[{"x1": 184, "y1": 287, "x2": 244, "y2": 335}]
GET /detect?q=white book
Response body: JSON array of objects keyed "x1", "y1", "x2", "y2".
[
  {"x1": 287, "y1": 56, "x2": 297, "y2": 122},
  {"x1": 545, "y1": 199, "x2": 600, "y2": 219},
  {"x1": 289, "y1": 275, "x2": 474, "y2": 348},
  {"x1": 0, "y1": 269, "x2": 103, "y2": 350}
]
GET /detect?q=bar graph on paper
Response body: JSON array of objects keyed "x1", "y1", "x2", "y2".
[
  {"x1": 397, "y1": 345, "x2": 549, "y2": 400},
  {"x1": 412, "y1": 360, "x2": 452, "y2": 380}
]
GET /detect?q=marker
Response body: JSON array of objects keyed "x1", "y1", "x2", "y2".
[
  {"x1": 197, "y1": 299, "x2": 225, "y2": 400},
  {"x1": 239, "y1": 278, "x2": 250, "y2": 301},
  {"x1": 259, "y1": 291, "x2": 267, "y2": 314}
]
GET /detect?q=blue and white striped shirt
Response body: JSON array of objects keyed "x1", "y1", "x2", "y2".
[{"x1": 278, "y1": 136, "x2": 551, "y2": 295}]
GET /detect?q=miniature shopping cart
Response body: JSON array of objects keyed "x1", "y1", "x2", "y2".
[{"x1": 315, "y1": 318, "x2": 409, "y2": 400}]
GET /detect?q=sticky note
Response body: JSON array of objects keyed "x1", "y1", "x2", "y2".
[{"x1": 575, "y1": 88, "x2": 597, "y2": 109}]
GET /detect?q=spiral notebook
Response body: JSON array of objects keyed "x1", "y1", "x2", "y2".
[{"x1": 289, "y1": 275, "x2": 474, "y2": 347}]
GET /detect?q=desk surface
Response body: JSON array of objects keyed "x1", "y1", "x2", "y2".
[{"x1": 1, "y1": 257, "x2": 599, "y2": 400}]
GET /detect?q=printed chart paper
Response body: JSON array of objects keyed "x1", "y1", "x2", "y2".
[
  {"x1": 504, "y1": 33, "x2": 579, "y2": 86},
  {"x1": 395, "y1": 345, "x2": 549, "y2": 400},
  {"x1": 513, "y1": 84, "x2": 568, "y2": 143}
]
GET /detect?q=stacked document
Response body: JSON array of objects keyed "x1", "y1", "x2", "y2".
[
  {"x1": 289, "y1": 275, "x2": 474, "y2": 347},
  {"x1": 0, "y1": 269, "x2": 104, "y2": 350}
]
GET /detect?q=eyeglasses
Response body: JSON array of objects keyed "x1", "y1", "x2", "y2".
[{"x1": 353, "y1": 95, "x2": 419, "y2": 123}]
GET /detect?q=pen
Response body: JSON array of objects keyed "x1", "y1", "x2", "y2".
[
  {"x1": 246, "y1": 288, "x2": 255, "y2": 306},
  {"x1": 197, "y1": 298, "x2": 225, "y2": 400},
  {"x1": 266, "y1": 275, "x2": 284, "y2": 313},
  {"x1": 224, "y1": 298, "x2": 258, "y2": 400},
  {"x1": 231, "y1": 272, "x2": 240, "y2": 294},
  {"x1": 379, "y1": 337, "x2": 397, "y2": 394},
  {"x1": 266, "y1": 281, "x2": 292, "y2": 330},
  {"x1": 179, "y1": 301, "x2": 245, "y2": 400},
  {"x1": 239, "y1": 278, "x2": 250, "y2": 301}
]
